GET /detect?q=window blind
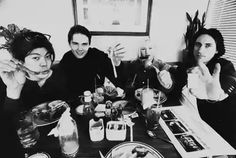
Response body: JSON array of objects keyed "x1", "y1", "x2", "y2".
[{"x1": 206, "y1": 0, "x2": 236, "y2": 69}]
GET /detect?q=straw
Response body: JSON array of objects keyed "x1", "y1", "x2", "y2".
[
  {"x1": 147, "y1": 79, "x2": 149, "y2": 89},
  {"x1": 109, "y1": 48, "x2": 118, "y2": 78},
  {"x1": 131, "y1": 74, "x2": 137, "y2": 87},
  {"x1": 157, "y1": 91, "x2": 161, "y2": 106}
]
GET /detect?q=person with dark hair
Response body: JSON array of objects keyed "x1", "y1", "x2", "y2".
[
  {"x1": 59, "y1": 25, "x2": 125, "y2": 99},
  {"x1": 171, "y1": 28, "x2": 236, "y2": 148},
  {"x1": 0, "y1": 31, "x2": 69, "y2": 114},
  {"x1": 0, "y1": 30, "x2": 69, "y2": 157}
]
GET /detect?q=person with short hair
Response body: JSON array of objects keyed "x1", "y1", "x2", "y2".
[
  {"x1": 59, "y1": 25, "x2": 125, "y2": 99},
  {"x1": 0, "y1": 26, "x2": 70, "y2": 158}
]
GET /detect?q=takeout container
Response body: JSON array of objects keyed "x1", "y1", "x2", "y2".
[
  {"x1": 106, "y1": 121, "x2": 126, "y2": 141},
  {"x1": 89, "y1": 118, "x2": 104, "y2": 142}
]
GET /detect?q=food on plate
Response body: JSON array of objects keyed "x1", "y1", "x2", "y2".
[
  {"x1": 161, "y1": 110, "x2": 177, "y2": 120},
  {"x1": 32, "y1": 100, "x2": 68, "y2": 124},
  {"x1": 104, "y1": 86, "x2": 118, "y2": 97},
  {"x1": 135, "y1": 88, "x2": 167, "y2": 104},
  {"x1": 176, "y1": 134, "x2": 204, "y2": 152},
  {"x1": 132, "y1": 145, "x2": 148, "y2": 157},
  {"x1": 166, "y1": 120, "x2": 187, "y2": 134}
]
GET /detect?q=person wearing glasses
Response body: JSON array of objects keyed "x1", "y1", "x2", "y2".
[
  {"x1": 170, "y1": 28, "x2": 236, "y2": 148},
  {"x1": 59, "y1": 25, "x2": 125, "y2": 99}
]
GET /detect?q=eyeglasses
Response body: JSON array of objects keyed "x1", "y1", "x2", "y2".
[{"x1": 23, "y1": 33, "x2": 51, "y2": 42}]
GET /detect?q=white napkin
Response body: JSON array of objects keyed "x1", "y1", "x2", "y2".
[{"x1": 47, "y1": 108, "x2": 71, "y2": 137}]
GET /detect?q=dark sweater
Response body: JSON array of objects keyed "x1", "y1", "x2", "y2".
[
  {"x1": 172, "y1": 58, "x2": 236, "y2": 148},
  {"x1": 0, "y1": 64, "x2": 69, "y2": 158},
  {"x1": 59, "y1": 48, "x2": 123, "y2": 98},
  {"x1": 120, "y1": 59, "x2": 173, "y2": 93}
]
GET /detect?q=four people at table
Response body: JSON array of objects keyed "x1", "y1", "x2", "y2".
[{"x1": 1, "y1": 24, "x2": 236, "y2": 154}]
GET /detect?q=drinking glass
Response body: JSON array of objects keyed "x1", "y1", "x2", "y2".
[
  {"x1": 16, "y1": 111, "x2": 40, "y2": 149},
  {"x1": 145, "y1": 104, "x2": 162, "y2": 132}
]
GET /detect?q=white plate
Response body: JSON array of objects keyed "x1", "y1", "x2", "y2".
[
  {"x1": 31, "y1": 100, "x2": 69, "y2": 127},
  {"x1": 105, "y1": 141, "x2": 164, "y2": 158},
  {"x1": 134, "y1": 88, "x2": 167, "y2": 104}
]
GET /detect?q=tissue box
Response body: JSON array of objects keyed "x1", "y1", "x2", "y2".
[{"x1": 106, "y1": 121, "x2": 126, "y2": 141}]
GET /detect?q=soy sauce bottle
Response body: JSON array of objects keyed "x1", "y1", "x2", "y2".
[{"x1": 83, "y1": 91, "x2": 95, "y2": 119}]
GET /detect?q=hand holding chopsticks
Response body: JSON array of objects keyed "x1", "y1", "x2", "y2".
[{"x1": 107, "y1": 43, "x2": 126, "y2": 78}]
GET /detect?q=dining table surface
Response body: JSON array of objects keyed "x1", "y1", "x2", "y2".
[{"x1": 22, "y1": 89, "x2": 183, "y2": 158}]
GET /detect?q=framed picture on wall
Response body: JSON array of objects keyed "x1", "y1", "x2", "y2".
[{"x1": 72, "y1": 0, "x2": 152, "y2": 36}]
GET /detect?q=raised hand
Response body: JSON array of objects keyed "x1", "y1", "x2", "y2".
[
  {"x1": 157, "y1": 70, "x2": 173, "y2": 89},
  {"x1": 189, "y1": 62, "x2": 227, "y2": 101},
  {"x1": 0, "y1": 60, "x2": 26, "y2": 99},
  {"x1": 107, "y1": 43, "x2": 126, "y2": 66}
]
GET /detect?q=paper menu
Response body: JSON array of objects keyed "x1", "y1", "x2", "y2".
[{"x1": 160, "y1": 106, "x2": 236, "y2": 158}]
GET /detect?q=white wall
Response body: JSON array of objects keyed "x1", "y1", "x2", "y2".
[
  {"x1": 0, "y1": 0, "x2": 73, "y2": 60},
  {"x1": 0, "y1": 0, "x2": 208, "y2": 62},
  {"x1": 149, "y1": 0, "x2": 208, "y2": 62}
]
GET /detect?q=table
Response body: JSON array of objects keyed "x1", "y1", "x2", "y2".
[{"x1": 22, "y1": 92, "x2": 182, "y2": 158}]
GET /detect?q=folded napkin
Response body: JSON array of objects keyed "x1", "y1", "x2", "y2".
[{"x1": 48, "y1": 108, "x2": 71, "y2": 137}]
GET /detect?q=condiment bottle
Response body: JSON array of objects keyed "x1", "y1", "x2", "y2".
[
  {"x1": 105, "y1": 100, "x2": 112, "y2": 117},
  {"x1": 83, "y1": 90, "x2": 95, "y2": 118},
  {"x1": 57, "y1": 109, "x2": 79, "y2": 158}
]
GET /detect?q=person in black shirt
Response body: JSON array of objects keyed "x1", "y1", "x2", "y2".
[
  {"x1": 0, "y1": 29, "x2": 69, "y2": 157},
  {"x1": 171, "y1": 28, "x2": 236, "y2": 148},
  {"x1": 59, "y1": 25, "x2": 125, "y2": 99}
]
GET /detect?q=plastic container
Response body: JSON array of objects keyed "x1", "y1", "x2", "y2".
[
  {"x1": 89, "y1": 118, "x2": 104, "y2": 141},
  {"x1": 106, "y1": 121, "x2": 126, "y2": 141}
]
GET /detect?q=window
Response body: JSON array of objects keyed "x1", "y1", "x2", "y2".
[{"x1": 206, "y1": 0, "x2": 236, "y2": 68}]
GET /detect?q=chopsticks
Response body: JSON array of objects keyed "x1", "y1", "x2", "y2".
[
  {"x1": 108, "y1": 43, "x2": 122, "y2": 78},
  {"x1": 16, "y1": 62, "x2": 41, "y2": 75},
  {"x1": 99, "y1": 150, "x2": 105, "y2": 158}
]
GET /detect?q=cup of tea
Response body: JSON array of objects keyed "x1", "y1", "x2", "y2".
[{"x1": 16, "y1": 111, "x2": 40, "y2": 149}]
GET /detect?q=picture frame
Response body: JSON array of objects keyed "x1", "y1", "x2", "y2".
[{"x1": 72, "y1": 0, "x2": 152, "y2": 36}]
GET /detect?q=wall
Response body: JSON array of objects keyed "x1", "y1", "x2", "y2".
[
  {"x1": 0, "y1": 0, "x2": 73, "y2": 60},
  {"x1": 0, "y1": 0, "x2": 208, "y2": 62}
]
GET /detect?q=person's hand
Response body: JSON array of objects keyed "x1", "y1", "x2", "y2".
[
  {"x1": 0, "y1": 60, "x2": 26, "y2": 99},
  {"x1": 107, "y1": 43, "x2": 126, "y2": 66},
  {"x1": 157, "y1": 70, "x2": 173, "y2": 89},
  {"x1": 189, "y1": 62, "x2": 227, "y2": 101}
]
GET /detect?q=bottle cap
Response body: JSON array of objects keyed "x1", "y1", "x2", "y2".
[{"x1": 84, "y1": 90, "x2": 92, "y2": 96}]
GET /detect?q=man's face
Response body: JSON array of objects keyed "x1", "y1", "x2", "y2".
[
  {"x1": 193, "y1": 34, "x2": 217, "y2": 64},
  {"x1": 70, "y1": 33, "x2": 90, "y2": 59}
]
